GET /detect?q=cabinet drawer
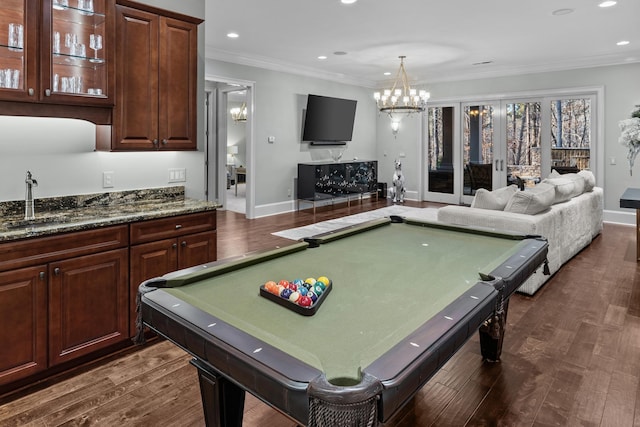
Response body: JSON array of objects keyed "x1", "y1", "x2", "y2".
[
  {"x1": 0, "y1": 225, "x2": 129, "y2": 273},
  {"x1": 130, "y1": 211, "x2": 216, "y2": 244}
]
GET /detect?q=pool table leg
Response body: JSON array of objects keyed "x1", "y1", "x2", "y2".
[
  {"x1": 191, "y1": 358, "x2": 245, "y2": 427},
  {"x1": 478, "y1": 298, "x2": 510, "y2": 362}
]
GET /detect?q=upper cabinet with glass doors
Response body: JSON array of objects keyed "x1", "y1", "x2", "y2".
[
  {"x1": 0, "y1": 0, "x2": 114, "y2": 107},
  {"x1": 43, "y1": 0, "x2": 114, "y2": 105},
  {"x1": 0, "y1": 0, "x2": 36, "y2": 101}
]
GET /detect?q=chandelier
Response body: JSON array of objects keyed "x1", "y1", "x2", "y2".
[
  {"x1": 374, "y1": 56, "x2": 430, "y2": 118},
  {"x1": 230, "y1": 103, "x2": 247, "y2": 122}
]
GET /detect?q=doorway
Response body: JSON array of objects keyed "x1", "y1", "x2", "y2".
[{"x1": 204, "y1": 77, "x2": 255, "y2": 218}]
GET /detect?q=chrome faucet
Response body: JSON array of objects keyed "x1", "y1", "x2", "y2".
[{"x1": 25, "y1": 171, "x2": 38, "y2": 220}]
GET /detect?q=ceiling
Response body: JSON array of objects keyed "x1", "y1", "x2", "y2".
[{"x1": 204, "y1": 0, "x2": 640, "y2": 88}]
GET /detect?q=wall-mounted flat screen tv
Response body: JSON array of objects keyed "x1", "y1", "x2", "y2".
[{"x1": 302, "y1": 94, "x2": 357, "y2": 145}]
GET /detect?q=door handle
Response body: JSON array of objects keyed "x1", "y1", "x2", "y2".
[
  {"x1": 495, "y1": 160, "x2": 499, "y2": 171},
  {"x1": 500, "y1": 160, "x2": 504, "y2": 171}
]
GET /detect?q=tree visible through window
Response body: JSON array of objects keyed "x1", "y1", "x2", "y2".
[{"x1": 551, "y1": 98, "x2": 591, "y2": 171}]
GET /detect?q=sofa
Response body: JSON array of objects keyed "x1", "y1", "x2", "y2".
[{"x1": 437, "y1": 170, "x2": 603, "y2": 295}]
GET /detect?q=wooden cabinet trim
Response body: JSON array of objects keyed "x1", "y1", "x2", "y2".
[
  {"x1": 0, "y1": 225, "x2": 128, "y2": 273},
  {"x1": 130, "y1": 212, "x2": 216, "y2": 244},
  {"x1": 115, "y1": 0, "x2": 203, "y2": 25}
]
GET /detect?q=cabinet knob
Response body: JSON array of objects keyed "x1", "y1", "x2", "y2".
[
  {"x1": 54, "y1": 267, "x2": 60, "y2": 275},
  {"x1": 181, "y1": 241, "x2": 187, "y2": 247},
  {"x1": 28, "y1": 88, "x2": 35, "y2": 96},
  {"x1": 172, "y1": 243, "x2": 177, "y2": 249},
  {"x1": 153, "y1": 139, "x2": 158, "y2": 146},
  {"x1": 175, "y1": 224, "x2": 182, "y2": 230},
  {"x1": 45, "y1": 89, "x2": 51, "y2": 97},
  {"x1": 39, "y1": 271, "x2": 45, "y2": 280},
  {"x1": 162, "y1": 139, "x2": 168, "y2": 145}
]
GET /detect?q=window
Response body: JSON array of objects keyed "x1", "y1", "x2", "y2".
[{"x1": 550, "y1": 98, "x2": 591, "y2": 172}]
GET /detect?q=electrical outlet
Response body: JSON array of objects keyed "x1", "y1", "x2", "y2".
[
  {"x1": 103, "y1": 171, "x2": 114, "y2": 188},
  {"x1": 287, "y1": 188, "x2": 291, "y2": 197},
  {"x1": 168, "y1": 168, "x2": 187, "y2": 183}
]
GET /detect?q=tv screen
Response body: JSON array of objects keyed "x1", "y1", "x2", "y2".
[{"x1": 302, "y1": 94, "x2": 357, "y2": 145}]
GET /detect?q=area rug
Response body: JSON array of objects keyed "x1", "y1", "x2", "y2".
[{"x1": 272, "y1": 206, "x2": 439, "y2": 241}]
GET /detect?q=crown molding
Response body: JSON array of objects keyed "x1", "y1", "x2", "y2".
[{"x1": 205, "y1": 45, "x2": 377, "y2": 88}]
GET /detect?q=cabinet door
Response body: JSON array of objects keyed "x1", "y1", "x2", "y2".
[
  {"x1": 129, "y1": 238, "x2": 177, "y2": 336},
  {"x1": 112, "y1": 4, "x2": 158, "y2": 150},
  {"x1": 158, "y1": 16, "x2": 197, "y2": 150},
  {"x1": 0, "y1": 265, "x2": 47, "y2": 385},
  {"x1": 40, "y1": 0, "x2": 115, "y2": 105},
  {"x1": 178, "y1": 230, "x2": 217, "y2": 270},
  {"x1": 49, "y1": 248, "x2": 128, "y2": 366},
  {"x1": 0, "y1": 0, "x2": 38, "y2": 102}
]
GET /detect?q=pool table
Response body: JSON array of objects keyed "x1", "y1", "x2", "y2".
[{"x1": 138, "y1": 217, "x2": 548, "y2": 426}]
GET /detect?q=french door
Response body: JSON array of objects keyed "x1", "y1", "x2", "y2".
[{"x1": 424, "y1": 92, "x2": 595, "y2": 205}]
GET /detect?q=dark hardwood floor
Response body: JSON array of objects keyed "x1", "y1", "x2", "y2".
[{"x1": 1, "y1": 199, "x2": 639, "y2": 426}]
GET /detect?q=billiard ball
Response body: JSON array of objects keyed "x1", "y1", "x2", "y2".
[
  {"x1": 278, "y1": 279, "x2": 290, "y2": 289},
  {"x1": 307, "y1": 291, "x2": 318, "y2": 303},
  {"x1": 298, "y1": 286, "x2": 308, "y2": 296},
  {"x1": 313, "y1": 283, "x2": 325, "y2": 295},
  {"x1": 264, "y1": 281, "x2": 279, "y2": 295},
  {"x1": 293, "y1": 279, "x2": 304, "y2": 288},
  {"x1": 288, "y1": 291, "x2": 300, "y2": 303},
  {"x1": 305, "y1": 278, "x2": 316, "y2": 286},
  {"x1": 280, "y1": 288, "x2": 293, "y2": 299},
  {"x1": 288, "y1": 283, "x2": 298, "y2": 292},
  {"x1": 297, "y1": 295, "x2": 312, "y2": 307},
  {"x1": 317, "y1": 276, "x2": 330, "y2": 286}
]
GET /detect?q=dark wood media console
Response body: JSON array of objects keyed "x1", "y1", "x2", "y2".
[{"x1": 297, "y1": 160, "x2": 378, "y2": 212}]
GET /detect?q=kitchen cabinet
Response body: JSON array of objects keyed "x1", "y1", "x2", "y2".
[
  {"x1": 0, "y1": 0, "x2": 115, "y2": 122},
  {"x1": 0, "y1": 265, "x2": 47, "y2": 385},
  {"x1": 129, "y1": 212, "x2": 216, "y2": 335},
  {"x1": 97, "y1": 2, "x2": 201, "y2": 151},
  {"x1": 0, "y1": 225, "x2": 128, "y2": 388},
  {"x1": 48, "y1": 248, "x2": 128, "y2": 366}
]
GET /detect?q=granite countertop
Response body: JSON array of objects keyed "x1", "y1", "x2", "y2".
[{"x1": 0, "y1": 186, "x2": 219, "y2": 242}]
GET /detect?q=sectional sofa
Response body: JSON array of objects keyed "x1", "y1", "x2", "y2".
[{"x1": 437, "y1": 170, "x2": 603, "y2": 295}]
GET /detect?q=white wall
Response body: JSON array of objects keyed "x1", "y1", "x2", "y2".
[
  {"x1": 205, "y1": 59, "x2": 378, "y2": 214},
  {"x1": 0, "y1": 116, "x2": 206, "y2": 201}
]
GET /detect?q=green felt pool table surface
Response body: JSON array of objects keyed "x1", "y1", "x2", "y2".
[
  {"x1": 139, "y1": 217, "x2": 548, "y2": 425},
  {"x1": 160, "y1": 218, "x2": 524, "y2": 381}
]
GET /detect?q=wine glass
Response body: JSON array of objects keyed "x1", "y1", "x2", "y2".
[{"x1": 89, "y1": 34, "x2": 102, "y2": 62}]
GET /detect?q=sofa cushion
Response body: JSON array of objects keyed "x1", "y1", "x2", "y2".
[
  {"x1": 561, "y1": 173, "x2": 586, "y2": 196},
  {"x1": 504, "y1": 183, "x2": 555, "y2": 214},
  {"x1": 578, "y1": 170, "x2": 595, "y2": 192},
  {"x1": 541, "y1": 177, "x2": 575, "y2": 203},
  {"x1": 471, "y1": 185, "x2": 518, "y2": 210}
]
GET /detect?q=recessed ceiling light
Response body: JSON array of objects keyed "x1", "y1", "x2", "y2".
[
  {"x1": 383, "y1": 72, "x2": 391, "y2": 76},
  {"x1": 341, "y1": 0, "x2": 357, "y2": 4},
  {"x1": 617, "y1": 40, "x2": 630, "y2": 46},
  {"x1": 552, "y1": 8, "x2": 574, "y2": 16},
  {"x1": 317, "y1": 55, "x2": 327, "y2": 60},
  {"x1": 599, "y1": 1, "x2": 617, "y2": 7},
  {"x1": 226, "y1": 32, "x2": 239, "y2": 39}
]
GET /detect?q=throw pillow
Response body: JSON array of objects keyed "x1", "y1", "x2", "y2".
[
  {"x1": 578, "y1": 170, "x2": 595, "y2": 192},
  {"x1": 560, "y1": 173, "x2": 586, "y2": 197},
  {"x1": 471, "y1": 185, "x2": 518, "y2": 210},
  {"x1": 504, "y1": 183, "x2": 555, "y2": 214},
  {"x1": 541, "y1": 177, "x2": 575, "y2": 204}
]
